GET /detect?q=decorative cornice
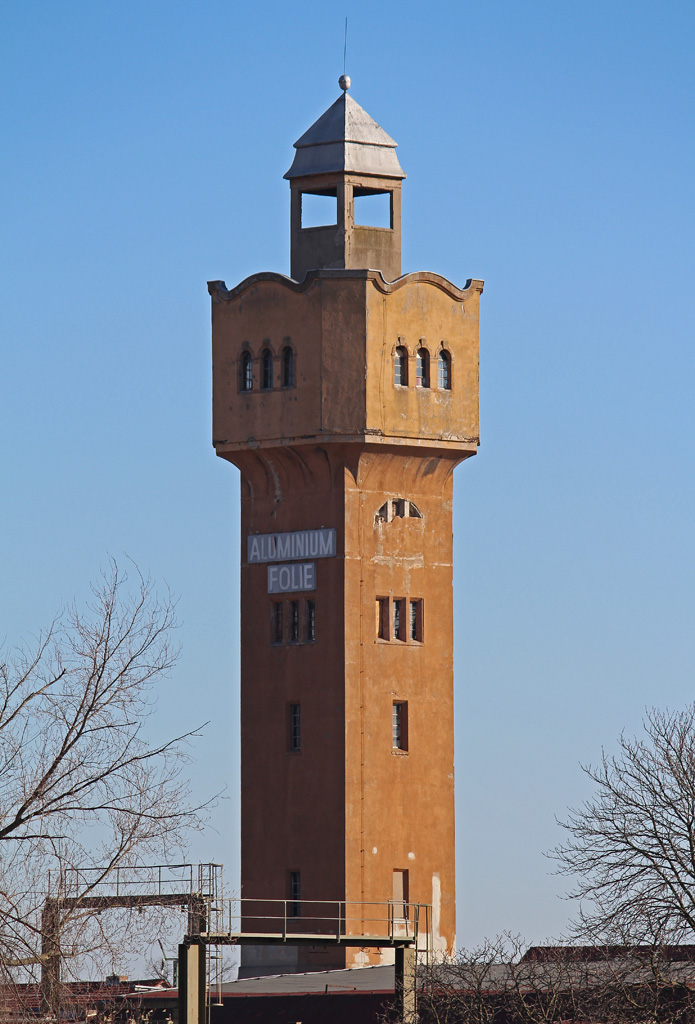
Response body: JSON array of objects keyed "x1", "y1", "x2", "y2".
[
  {"x1": 213, "y1": 432, "x2": 479, "y2": 454},
  {"x1": 208, "y1": 269, "x2": 484, "y2": 304}
]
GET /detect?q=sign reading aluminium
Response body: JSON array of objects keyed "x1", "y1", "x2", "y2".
[
  {"x1": 267, "y1": 562, "x2": 316, "y2": 594},
  {"x1": 247, "y1": 528, "x2": 336, "y2": 564}
]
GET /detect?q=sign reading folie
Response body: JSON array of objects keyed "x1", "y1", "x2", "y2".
[
  {"x1": 247, "y1": 528, "x2": 336, "y2": 564},
  {"x1": 267, "y1": 562, "x2": 316, "y2": 594}
]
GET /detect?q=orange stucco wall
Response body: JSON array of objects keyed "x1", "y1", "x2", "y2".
[
  {"x1": 343, "y1": 449, "x2": 462, "y2": 964},
  {"x1": 211, "y1": 269, "x2": 481, "y2": 452},
  {"x1": 211, "y1": 268, "x2": 481, "y2": 972}
]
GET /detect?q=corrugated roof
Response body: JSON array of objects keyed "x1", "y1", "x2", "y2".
[{"x1": 285, "y1": 93, "x2": 405, "y2": 180}]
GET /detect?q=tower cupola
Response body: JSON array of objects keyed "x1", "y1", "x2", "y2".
[{"x1": 285, "y1": 79, "x2": 405, "y2": 282}]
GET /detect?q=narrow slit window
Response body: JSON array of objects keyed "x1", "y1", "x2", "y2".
[
  {"x1": 377, "y1": 598, "x2": 389, "y2": 640},
  {"x1": 392, "y1": 702, "x2": 408, "y2": 751},
  {"x1": 261, "y1": 348, "x2": 273, "y2": 390},
  {"x1": 289, "y1": 870, "x2": 301, "y2": 916},
  {"x1": 282, "y1": 345, "x2": 295, "y2": 388},
  {"x1": 438, "y1": 349, "x2": 451, "y2": 390},
  {"x1": 306, "y1": 600, "x2": 315, "y2": 642},
  {"x1": 273, "y1": 602, "x2": 284, "y2": 643},
  {"x1": 416, "y1": 348, "x2": 430, "y2": 388},
  {"x1": 394, "y1": 346, "x2": 408, "y2": 387},
  {"x1": 409, "y1": 599, "x2": 423, "y2": 642},
  {"x1": 289, "y1": 703, "x2": 301, "y2": 752},
  {"x1": 240, "y1": 351, "x2": 253, "y2": 392},
  {"x1": 290, "y1": 600, "x2": 299, "y2": 642},
  {"x1": 393, "y1": 599, "x2": 404, "y2": 641}
]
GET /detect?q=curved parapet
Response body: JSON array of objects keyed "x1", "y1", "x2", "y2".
[
  {"x1": 208, "y1": 268, "x2": 483, "y2": 305},
  {"x1": 210, "y1": 268, "x2": 481, "y2": 455}
]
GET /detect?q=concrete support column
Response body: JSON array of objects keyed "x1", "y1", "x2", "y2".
[
  {"x1": 40, "y1": 899, "x2": 61, "y2": 1016},
  {"x1": 395, "y1": 946, "x2": 417, "y2": 1022},
  {"x1": 178, "y1": 941, "x2": 206, "y2": 1024}
]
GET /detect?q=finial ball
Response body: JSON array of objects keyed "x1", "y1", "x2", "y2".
[{"x1": 339, "y1": 75, "x2": 351, "y2": 92}]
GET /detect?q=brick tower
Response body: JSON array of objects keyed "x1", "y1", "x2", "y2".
[{"x1": 209, "y1": 81, "x2": 482, "y2": 977}]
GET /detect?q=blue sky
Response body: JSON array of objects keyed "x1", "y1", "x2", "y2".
[{"x1": 1, "y1": 0, "x2": 694, "y2": 949}]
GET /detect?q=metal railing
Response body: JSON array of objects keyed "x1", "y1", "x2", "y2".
[
  {"x1": 49, "y1": 863, "x2": 223, "y2": 901},
  {"x1": 205, "y1": 897, "x2": 431, "y2": 950}
]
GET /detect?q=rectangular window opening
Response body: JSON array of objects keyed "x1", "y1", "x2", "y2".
[
  {"x1": 377, "y1": 597, "x2": 389, "y2": 640},
  {"x1": 393, "y1": 599, "x2": 404, "y2": 641},
  {"x1": 273, "y1": 602, "x2": 284, "y2": 644},
  {"x1": 392, "y1": 701, "x2": 408, "y2": 751},
  {"x1": 354, "y1": 189, "x2": 392, "y2": 228},
  {"x1": 289, "y1": 703, "x2": 301, "y2": 752},
  {"x1": 306, "y1": 600, "x2": 315, "y2": 642},
  {"x1": 392, "y1": 869, "x2": 409, "y2": 919},
  {"x1": 301, "y1": 191, "x2": 337, "y2": 228},
  {"x1": 290, "y1": 600, "x2": 299, "y2": 642},
  {"x1": 409, "y1": 599, "x2": 423, "y2": 642},
  {"x1": 289, "y1": 870, "x2": 301, "y2": 917}
]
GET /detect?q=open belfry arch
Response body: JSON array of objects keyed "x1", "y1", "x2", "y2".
[{"x1": 209, "y1": 77, "x2": 483, "y2": 981}]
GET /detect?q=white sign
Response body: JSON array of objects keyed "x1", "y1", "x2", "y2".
[
  {"x1": 248, "y1": 528, "x2": 336, "y2": 564},
  {"x1": 267, "y1": 562, "x2": 316, "y2": 594}
]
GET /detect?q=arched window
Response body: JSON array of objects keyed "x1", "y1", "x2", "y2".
[
  {"x1": 240, "y1": 351, "x2": 253, "y2": 392},
  {"x1": 375, "y1": 498, "x2": 423, "y2": 523},
  {"x1": 261, "y1": 349, "x2": 273, "y2": 390},
  {"x1": 394, "y1": 346, "x2": 408, "y2": 387},
  {"x1": 415, "y1": 348, "x2": 430, "y2": 388},
  {"x1": 438, "y1": 349, "x2": 451, "y2": 390},
  {"x1": 282, "y1": 346, "x2": 295, "y2": 388}
]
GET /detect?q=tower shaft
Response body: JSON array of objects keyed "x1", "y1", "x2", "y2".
[{"x1": 210, "y1": 267, "x2": 482, "y2": 974}]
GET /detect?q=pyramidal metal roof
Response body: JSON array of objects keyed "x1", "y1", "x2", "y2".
[{"x1": 284, "y1": 92, "x2": 405, "y2": 180}]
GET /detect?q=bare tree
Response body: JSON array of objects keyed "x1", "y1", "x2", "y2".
[
  {"x1": 552, "y1": 706, "x2": 695, "y2": 943},
  {"x1": 0, "y1": 559, "x2": 205, "y2": 988},
  {"x1": 402, "y1": 935, "x2": 591, "y2": 1024},
  {"x1": 382, "y1": 936, "x2": 695, "y2": 1024}
]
